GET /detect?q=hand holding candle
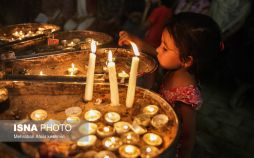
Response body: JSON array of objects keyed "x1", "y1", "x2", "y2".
[
  {"x1": 84, "y1": 39, "x2": 97, "y2": 101},
  {"x1": 126, "y1": 42, "x2": 140, "y2": 108},
  {"x1": 107, "y1": 50, "x2": 119, "y2": 106}
]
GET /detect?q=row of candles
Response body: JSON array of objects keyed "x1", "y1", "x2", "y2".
[
  {"x1": 36, "y1": 38, "x2": 136, "y2": 107},
  {"x1": 30, "y1": 105, "x2": 168, "y2": 158},
  {"x1": 83, "y1": 40, "x2": 139, "y2": 108},
  {"x1": 39, "y1": 39, "x2": 136, "y2": 107},
  {"x1": 11, "y1": 27, "x2": 55, "y2": 41}
]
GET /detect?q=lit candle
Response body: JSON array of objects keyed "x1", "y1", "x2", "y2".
[
  {"x1": 78, "y1": 122, "x2": 97, "y2": 135},
  {"x1": 143, "y1": 133, "x2": 163, "y2": 146},
  {"x1": 118, "y1": 70, "x2": 129, "y2": 83},
  {"x1": 30, "y1": 109, "x2": 47, "y2": 121},
  {"x1": 84, "y1": 39, "x2": 97, "y2": 101},
  {"x1": 77, "y1": 135, "x2": 97, "y2": 148},
  {"x1": 104, "y1": 112, "x2": 121, "y2": 124},
  {"x1": 143, "y1": 105, "x2": 159, "y2": 116},
  {"x1": 140, "y1": 146, "x2": 159, "y2": 158},
  {"x1": 151, "y1": 114, "x2": 169, "y2": 129},
  {"x1": 12, "y1": 31, "x2": 19, "y2": 37},
  {"x1": 96, "y1": 125, "x2": 115, "y2": 137},
  {"x1": 67, "y1": 63, "x2": 78, "y2": 76},
  {"x1": 119, "y1": 145, "x2": 140, "y2": 158},
  {"x1": 84, "y1": 109, "x2": 101, "y2": 122},
  {"x1": 107, "y1": 50, "x2": 119, "y2": 106},
  {"x1": 103, "y1": 136, "x2": 122, "y2": 151},
  {"x1": 126, "y1": 42, "x2": 140, "y2": 108},
  {"x1": 39, "y1": 71, "x2": 45, "y2": 76},
  {"x1": 121, "y1": 132, "x2": 140, "y2": 145},
  {"x1": 65, "y1": 106, "x2": 82, "y2": 117},
  {"x1": 114, "y1": 121, "x2": 131, "y2": 134},
  {"x1": 67, "y1": 41, "x2": 76, "y2": 47}
]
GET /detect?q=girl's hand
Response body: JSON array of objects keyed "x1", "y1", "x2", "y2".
[{"x1": 118, "y1": 31, "x2": 138, "y2": 46}]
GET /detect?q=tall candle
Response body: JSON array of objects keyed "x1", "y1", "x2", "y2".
[
  {"x1": 107, "y1": 50, "x2": 119, "y2": 106},
  {"x1": 126, "y1": 42, "x2": 140, "y2": 108},
  {"x1": 84, "y1": 39, "x2": 97, "y2": 101}
]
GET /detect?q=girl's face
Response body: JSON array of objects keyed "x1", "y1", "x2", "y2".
[{"x1": 156, "y1": 29, "x2": 183, "y2": 70}]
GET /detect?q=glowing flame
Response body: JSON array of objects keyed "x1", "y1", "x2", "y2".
[
  {"x1": 91, "y1": 39, "x2": 96, "y2": 53},
  {"x1": 71, "y1": 63, "x2": 75, "y2": 70},
  {"x1": 130, "y1": 42, "x2": 139, "y2": 56},
  {"x1": 108, "y1": 50, "x2": 113, "y2": 62}
]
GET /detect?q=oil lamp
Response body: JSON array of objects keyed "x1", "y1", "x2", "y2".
[
  {"x1": 96, "y1": 125, "x2": 115, "y2": 137},
  {"x1": 119, "y1": 145, "x2": 140, "y2": 158},
  {"x1": 77, "y1": 135, "x2": 97, "y2": 148},
  {"x1": 151, "y1": 114, "x2": 169, "y2": 129},
  {"x1": 104, "y1": 112, "x2": 121, "y2": 124},
  {"x1": 78, "y1": 122, "x2": 97, "y2": 135},
  {"x1": 143, "y1": 133, "x2": 163, "y2": 146},
  {"x1": 143, "y1": 105, "x2": 159, "y2": 116},
  {"x1": 84, "y1": 109, "x2": 101, "y2": 122},
  {"x1": 30, "y1": 109, "x2": 47, "y2": 121},
  {"x1": 102, "y1": 136, "x2": 122, "y2": 151}
]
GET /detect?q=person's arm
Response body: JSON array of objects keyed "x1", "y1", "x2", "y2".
[
  {"x1": 118, "y1": 31, "x2": 157, "y2": 57},
  {"x1": 174, "y1": 102, "x2": 196, "y2": 158}
]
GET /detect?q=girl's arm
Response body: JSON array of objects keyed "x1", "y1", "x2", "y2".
[
  {"x1": 174, "y1": 102, "x2": 196, "y2": 158},
  {"x1": 118, "y1": 31, "x2": 157, "y2": 57}
]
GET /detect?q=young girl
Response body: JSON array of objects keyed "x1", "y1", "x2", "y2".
[{"x1": 119, "y1": 12, "x2": 222, "y2": 158}]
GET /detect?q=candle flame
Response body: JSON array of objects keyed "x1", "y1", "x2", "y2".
[
  {"x1": 146, "y1": 147, "x2": 152, "y2": 153},
  {"x1": 150, "y1": 134, "x2": 157, "y2": 141},
  {"x1": 91, "y1": 39, "x2": 96, "y2": 53},
  {"x1": 130, "y1": 42, "x2": 139, "y2": 56},
  {"x1": 125, "y1": 146, "x2": 134, "y2": 153},
  {"x1": 108, "y1": 50, "x2": 113, "y2": 62},
  {"x1": 39, "y1": 71, "x2": 44, "y2": 76},
  {"x1": 71, "y1": 63, "x2": 75, "y2": 70},
  {"x1": 104, "y1": 127, "x2": 110, "y2": 132}
]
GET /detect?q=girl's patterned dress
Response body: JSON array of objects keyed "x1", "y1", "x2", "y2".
[{"x1": 160, "y1": 84, "x2": 202, "y2": 158}]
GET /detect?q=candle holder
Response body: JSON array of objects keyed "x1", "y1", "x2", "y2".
[
  {"x1": 143, "y1": 105, "x2": 159, "y2": 116},
  {"x1": 84, "y1": 110, "x2": 102, "y2": 122},
  {"x1": 114, "y1": 121, "x2": 131, "y2": 134},
  {"x1": 133, "y1": 114, "x2": 151, "y2": 127},
  {"x1": 78, "y1": 122, "x2": 98, "y2": 135},
  {"x1": 102, "y1": 136, "x2": 122, "y2": 151},
  {"x1": 118, "y1": 71, "x2": 129, "y2": 83},
  {"x1": 119, "y1": 145, "x2": 140, "y2": 158},
  {"x1": 151, "y1": 114, "x2": 169, "y2": 129},
  {"x1": 67, "y1": 41, "x2": 76, "y2": 47},
  {"x1": 77, "y1": 135, "x2": 97, "y2": 148},
  {"x1": 30, "y1": 109, "x2": 47, "y2": 121},
  {"x1": 96, "y1": 125, "x2": 115, "y2": 138},
  {"x1": 104, "y1": 112, "x2": 121, "y2": 124},
  {"x1": 121, "y1": 132, "x2": 140, "y2": 145},
  {"x1": 130, "y1": 124, "x2": 147, "y2": 135},
  {"x1": 143, "y1": 133, "x2": 163, "y2": 146},
  {"x1": 65, "y1": 106, "x2": 82, "y2": 117},
  {"x1": 140, "y1": 146, "x2": 159, "y2": 158},
  {"x1": 65, "y1": 116, "x2": 81, "y2": 125},
  {"x1": 95, "y1": 150, "x2": 117, "y2": 158}
]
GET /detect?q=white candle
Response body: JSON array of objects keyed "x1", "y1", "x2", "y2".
[
  {"x1": 107, "y1": 50, "x2": 119, "y2": 106},
  {"x1": 126, "y1": 42, "x2": 140, "y2": 108},
  {"x1": 84, "y1": 39, "x2": 97, "y2": 101}
]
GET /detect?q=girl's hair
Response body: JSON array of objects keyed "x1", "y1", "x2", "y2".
[{"x1": 166, "y1": 12, "x2": 222, "y2": 78}]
